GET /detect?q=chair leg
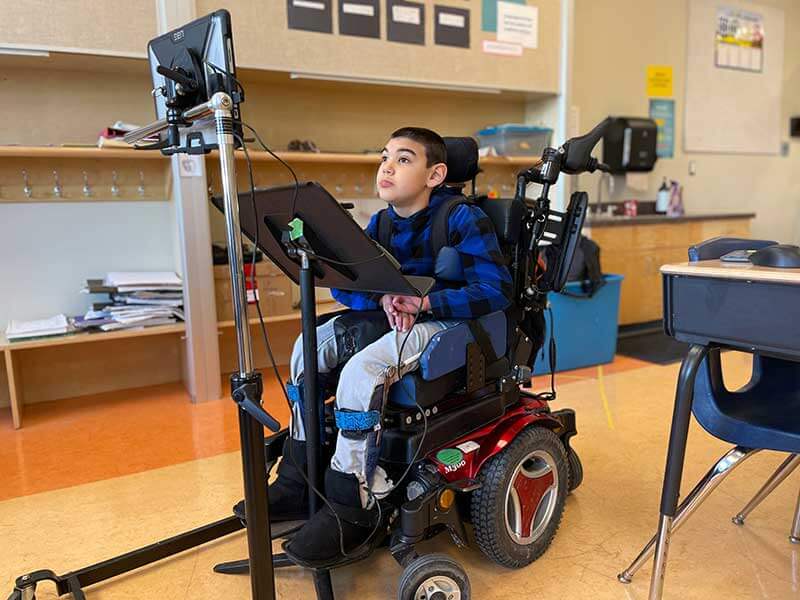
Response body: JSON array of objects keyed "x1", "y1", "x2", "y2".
[
  {"x1": 790, "y1": 488, "x2": 800, "y2": 544},
  {"x1": 618, "y1": 446, "x2": 759, "y2": 584},
  {"x1": 732, "y1": 454, "x2": 800, "y2": 526}
]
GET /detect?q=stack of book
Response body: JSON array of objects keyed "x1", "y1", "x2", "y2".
[{"x1": 78, "y1": 272, "x2": 185, "y2": 332}]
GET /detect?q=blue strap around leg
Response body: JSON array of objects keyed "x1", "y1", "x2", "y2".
[
  {"x1": 334, "y1": 409, "x2": 381, "y2": 433},
  {"x1": 287, "y1": 380, "x2": 328, "y2": 443}
]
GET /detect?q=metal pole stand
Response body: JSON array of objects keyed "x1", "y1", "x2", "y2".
[
  {"x1": 297, "y1": 249, "x2": 335, "y2": 599},
  {"x1": 214, "y1": 92, "x2": 278, "y2": 600}
]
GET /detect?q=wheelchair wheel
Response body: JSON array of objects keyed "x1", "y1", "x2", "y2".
[
  {"x1": 470, "y1": 426, "x2": 568, "y2": 568},
  {"x1": 397, "y1": 553, "x2": 470, "y2": 600},
  {"x1": 567, "y1": 446, "x2": 583, "y2": 493}
]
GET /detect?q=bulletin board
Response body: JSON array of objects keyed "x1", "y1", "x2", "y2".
[
  {"x1": 685, "y1": 0, "x2": 784, "y2": 154},
  {"x1": 195, "y1": 0, "x2": 561, "y2": 94}
]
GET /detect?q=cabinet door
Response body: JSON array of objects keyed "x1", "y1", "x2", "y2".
[{"x1": 2, "y1": 2, "x2": 155, "y2": 57}]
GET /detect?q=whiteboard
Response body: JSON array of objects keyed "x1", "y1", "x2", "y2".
[{"x1": 685, "y1": 0, "x2": 784, "y2": 154}]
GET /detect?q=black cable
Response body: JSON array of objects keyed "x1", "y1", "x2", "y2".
[
  {"x1": 204, "y1": 60, "x2": 246, "y2": 99},
  {"x1": 235, "y1": 121, "x2": 300, "y2": 221}
]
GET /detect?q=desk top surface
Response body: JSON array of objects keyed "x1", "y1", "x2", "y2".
[{"x1": 662, "y1": 260, "x2": 800, "y2": 285}]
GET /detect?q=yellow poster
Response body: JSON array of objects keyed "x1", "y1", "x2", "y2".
[{"x1": 646, "y1": 65, "x2": 673, "y2": 97}]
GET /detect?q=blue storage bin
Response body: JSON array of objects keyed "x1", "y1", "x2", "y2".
[{"x1": 533, "y1": 274, "x2": 624, "y2": 375}]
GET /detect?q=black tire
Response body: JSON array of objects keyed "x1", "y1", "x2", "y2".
[
  {"x1": 567, "y1": 446, "x2": 583, "y2": 493},
  {"x1": 397, "y1": 553, "x2": 470, "y2": 600},
  {"x1": 470, "y1": 426, "x2": 568, "y2": 568}
]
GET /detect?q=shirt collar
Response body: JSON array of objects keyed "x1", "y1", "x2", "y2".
[{"x1": 386, "y1": 186, "x2": 462, "y2": 224}]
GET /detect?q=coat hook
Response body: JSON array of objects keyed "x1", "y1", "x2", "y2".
[
  {"x1": 111, "y1": 170, "x2": 120, "y2": 197},
  {"x1": 82, "y1": 171, "x2": 93, "y2": 197},
  {"x1": 22, "y1": 170, "x2": 33, "y2": 198},
  {"x1": 138, "y1": 170, "x2": 146, "y2": 197},
  {"x1": 52, "y1": 171, "x2": 63, "y2": 198}
]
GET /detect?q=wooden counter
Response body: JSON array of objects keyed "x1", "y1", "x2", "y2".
[{"x1": 585, "y1": 214, "x2": 754, "y2": 325}]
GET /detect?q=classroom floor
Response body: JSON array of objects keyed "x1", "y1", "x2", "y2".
[{"x1": 3, "y1": 353, "x2": 800, "y2": 599}]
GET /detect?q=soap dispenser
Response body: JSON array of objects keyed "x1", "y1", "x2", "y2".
[{"x1": 656, "y1": 177, "x2": 669, "y2": 213}]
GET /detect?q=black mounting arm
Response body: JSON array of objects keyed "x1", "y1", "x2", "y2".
[{"x1": 559, "y1": 116, "x2": 612, "y2": 175}]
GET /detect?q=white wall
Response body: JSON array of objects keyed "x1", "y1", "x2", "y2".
[
  {"x1": 0, "y1": 202, "x2": 176, "y2": 328},
  {"x1": 572, "y1": 0, "x2": 800, "y2": 244}
]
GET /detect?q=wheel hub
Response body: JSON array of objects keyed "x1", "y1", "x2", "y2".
[
  {"x1": 505, "y1": 449, "x2": 558, "y2": 545},
  {"x1": 415, "y1": 575, "x2": 461, "y2": 600}
]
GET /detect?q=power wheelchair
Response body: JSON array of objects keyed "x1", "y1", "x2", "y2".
[{"x1": 223, "y1": 120, "x2": 612, "y2": 598}]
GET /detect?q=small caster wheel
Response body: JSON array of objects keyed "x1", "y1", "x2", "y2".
[
  {"x1": 567, "y1": 446, "x2": 583, "y2": 493},
  {"x1": 397, "y1": 553, "x2": 470, "y2": 600}
]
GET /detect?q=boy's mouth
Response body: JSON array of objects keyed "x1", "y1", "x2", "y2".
[{"x1": 379, "y1": 179, "x2": 394, "y2": 188}]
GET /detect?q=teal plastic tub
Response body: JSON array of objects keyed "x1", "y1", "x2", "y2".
[{"x1": 533, "y1": 274, "x2": 624, "y2": 375}]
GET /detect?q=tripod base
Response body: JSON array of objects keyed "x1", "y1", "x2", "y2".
[{"x1": 214, "y1": 553, "x2": 297, "y2": 574}]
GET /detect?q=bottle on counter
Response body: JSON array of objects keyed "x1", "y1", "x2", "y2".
[{"x1": 656, "y1": 177, "x2": 670, "y2": 213}]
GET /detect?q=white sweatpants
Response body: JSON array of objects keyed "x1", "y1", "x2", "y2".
[{"x1": 288, "y1": 315, "x2": 451, "y2": 503}]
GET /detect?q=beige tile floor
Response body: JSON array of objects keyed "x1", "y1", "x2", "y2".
[{"x1": 3, "y1": 352, "x2": 800, "y2": 599}]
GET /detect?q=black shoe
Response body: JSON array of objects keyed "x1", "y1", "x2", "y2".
[
  {"x1": 282, "y1": 468, "x2": 379, "y2": 568},
  {"x1": 233, "y1": 437, "x2": 309, "y2": 523}
]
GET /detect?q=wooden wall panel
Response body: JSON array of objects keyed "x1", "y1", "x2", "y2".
[
  {"x1": 198, "y1": 0, "x2": 561, "y2": 93},
  {"x1": 2, "y1": 1, "x2": 155, "y2": 57},
  {"x1": 235, "y1": 72, "x2": 529, "y2": 153}
]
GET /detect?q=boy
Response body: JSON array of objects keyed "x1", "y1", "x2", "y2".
[{"x1": 277, "y1": 127, "x2": 512, "y2": 566}]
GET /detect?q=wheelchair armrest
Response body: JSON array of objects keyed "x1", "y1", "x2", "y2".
[
  {"x1": 688, "y1": 237, "x2": 777, "y2": 262},
  {"x1": 418, "y1": 311, "x2": 506, "y2": 381}
]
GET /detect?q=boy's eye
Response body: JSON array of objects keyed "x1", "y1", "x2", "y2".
[
  {"x1": 381, "y1": 155, "x2": 388, "y2": 162},
  {"x1": 399, "y1": 157, "x2": 409, "y2": 164}
]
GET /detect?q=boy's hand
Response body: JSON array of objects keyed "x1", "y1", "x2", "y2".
[
  {"x1": 391, "y1": 295, "x2": 431, "y2": 315},
  {"x1": 380, "y1": 295, "x2": 417, "y2": 332}
]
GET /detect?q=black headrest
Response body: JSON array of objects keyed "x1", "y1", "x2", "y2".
[{"x1": 443, "y1": 137, "x2": 480, "y2": 183}]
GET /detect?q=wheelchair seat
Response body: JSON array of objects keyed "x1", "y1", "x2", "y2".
[{"x1": 389, "y1": 310, "x2": 507, "y2": 409}]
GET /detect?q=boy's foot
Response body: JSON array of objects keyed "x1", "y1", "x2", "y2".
[
  {"x1": 233, "y1": 437, "x2": 309, "y2": 523},
  {"x1": 282, "y1": 468, "x2": 379, "y2": 567}
]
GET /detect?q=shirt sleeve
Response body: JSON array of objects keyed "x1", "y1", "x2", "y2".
[
  {"x1": 330, "y1": 211, "x2": 383, "y2": 311},
  {"x1": 426, "y1": 205, "x2": 513, "y2": 319}
]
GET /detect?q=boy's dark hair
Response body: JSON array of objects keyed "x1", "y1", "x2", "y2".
[{"x1": 390, "y1": 127, "x2": 447, "y2": 167}]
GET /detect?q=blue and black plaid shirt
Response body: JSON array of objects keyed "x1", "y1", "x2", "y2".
[{"x1": 331, "y1": 187, "x2": 512, "y2": 319}]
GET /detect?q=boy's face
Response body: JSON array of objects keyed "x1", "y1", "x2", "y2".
[{"x1": 377, "y1": 137, "x2": 447, "y2": 207}]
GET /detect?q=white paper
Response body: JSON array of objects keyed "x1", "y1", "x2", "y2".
[
  {"x1": 482, "y1": 39, "x2": 523, "y2": 56},
  {"x1": 178, "y1": 155, "x2": 203, "y2": 178},
  {"x1": 6, "y1": 314, "x2": 68, "y2": 336},
  {"x1": 293, "y1": 0, "x2": 325, "y2": 10},
  {"x1": 105, "y1": 271, "x2": 182, "y2": 287},
  {"x1": 439, "y1": 12, "x2": 465, "y2": 28},
  {"x1": 393, "y1": 5, "x2": 421, "y2": 26},
  {"x1": 342, "y1": 3, "x2": 374, "y2": 17},
  {"x1": 497, "y1": 1, "x2": 538, "y2": 49},
  {"x1": 456, "y1": 441, "x2": 480, "y2": 454}
]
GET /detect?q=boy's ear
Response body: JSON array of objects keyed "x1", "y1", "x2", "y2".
[{"x1": 427, "y1": 162, "x2": 448, "y2": 188}]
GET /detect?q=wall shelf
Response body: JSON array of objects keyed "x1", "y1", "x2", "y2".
[
  {"x1": 0, "y1": 146, "x2": 167, "y2": 160},
  {"x1": 2, "y1": 323, "x2": 186, "y2": 429},
  {"x1": 0, "y1": 146, "x2": 537, "y2": 167}
]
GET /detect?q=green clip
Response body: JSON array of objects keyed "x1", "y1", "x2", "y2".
[{"x1": 288, "y1": 217, "x2": 304, "y2": 241}]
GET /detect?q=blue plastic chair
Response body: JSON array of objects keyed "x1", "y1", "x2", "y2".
[{"x1": 619, "y1": 237, "x2": 800, "y2": 586}]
